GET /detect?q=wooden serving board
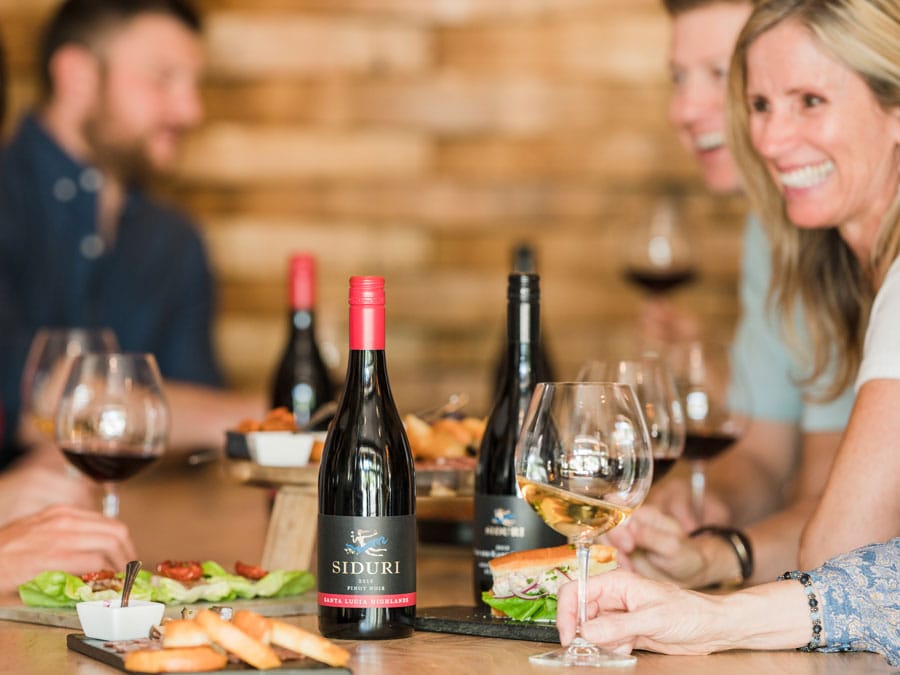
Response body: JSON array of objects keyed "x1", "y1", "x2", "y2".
[
  {"x1": 414, "y1": 605, "x2": 559, "y2": 643},
  {"x1": 0, "y1": 592, "x2": 317, "y2": 629},
  {"x1": 67, "y1": 634, "x2": 351, "y2": 674}
]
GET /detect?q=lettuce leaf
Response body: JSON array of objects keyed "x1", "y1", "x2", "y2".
[
  {"x1": 18, "y1": 562, "x2": 315, "y2": 608},
  {"x1": 481, "y1": 591, "x2": 558, "y2": 622}
]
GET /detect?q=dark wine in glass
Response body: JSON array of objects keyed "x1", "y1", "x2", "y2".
[
  {"x1": 682, "y1": 431, "x2": 738, "y2": 461},
  {"x1": 623, "y1": 267, "x2": 697, "y2": 295},
  {"x1": 623, "y1": 198, "x2": 696, "y2": 295},
  {"x1": 60, "y1": 445, "x2": 159, "y2": 482}
]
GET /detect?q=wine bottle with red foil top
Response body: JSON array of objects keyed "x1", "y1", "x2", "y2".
[
  {"x1": 317, "y1": 276, "x2": 416, "y2": 640},
  {"x1": 270, "y1": 254, "x2": 334, "y2": 431},
  {"x1": 473, "y1": 273, "x2": 566, "y2": 605}
]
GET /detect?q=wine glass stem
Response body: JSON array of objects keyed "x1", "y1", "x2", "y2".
[
  {"x1": 102, "y1": 483, "x2": 119, "y2": 519},
  {"x1": 576, "y1": 541, "x2": 590, "y2": 638},
  {"x1": 690, "y1": 460, "x2": 706, "y2": 524}
]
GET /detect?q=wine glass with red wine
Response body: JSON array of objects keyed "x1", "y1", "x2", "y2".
[
  {"x1": 622, "y1": 198, "x2": 696, "y2": 294},
  {"x1": 514, "y1": 382, "x2": 653, "y2": 667},
  {"x1": 577, "y1": 354, "x2": 685, "y2": 485},
  {"x1": 55, "y1": 353, "x2": 169, "y2": 519},
  {"x1": 667, "y1": 341, "x2": 749, "y2": 523}
]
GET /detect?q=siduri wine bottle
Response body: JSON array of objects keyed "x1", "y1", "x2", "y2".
[
  {"x1": 317, "y1": 276, "x2": 416, "y2": 639},
  {"x1": 270, "y1": 253, "x2": 335, "y2": 430},
  {"x1": 473, "y1": 273, "x2": 566, "y2": 605}
]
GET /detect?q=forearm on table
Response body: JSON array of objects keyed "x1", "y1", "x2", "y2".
[
  {"x1": 744, "y1": 498, "x2": 817, "y2": 584},
  {"x1": 705, "y1": 452, "x2": 787, "y2": 527},
  {"x1": 165, "y1": 382, "x2": 266, "y2": 453},
  {"x1": 711, "y1": 581, "x2": 810, "y2": 652}
]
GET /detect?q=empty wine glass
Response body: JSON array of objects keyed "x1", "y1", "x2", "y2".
[
  {"x1": 55, "y1": 353, "x2": 169, "y2": 518},
  {"x1": 578, "y1": 354, "x2": 685, "y2": 484},
  {"x1": 667, "y1": 341, "x2": 750, "y2": 523},
  {"x1": 20, "y1": 328, "x2": 119, "y2": 441},
  {"x1": 622, "y1": 198, "x2": 696, "y2": 295},
  {"x1": 514, "y1": 382, "x2": 653, "y2": 667}
]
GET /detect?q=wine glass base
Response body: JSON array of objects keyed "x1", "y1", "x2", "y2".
[{"x1": 528, "y1": 645, "x2": 637, "y2": 668}]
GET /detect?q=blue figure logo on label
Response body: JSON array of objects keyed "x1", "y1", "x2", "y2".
[{"x1": 344, "y1": 529, "x2": 389, "y2": 557}]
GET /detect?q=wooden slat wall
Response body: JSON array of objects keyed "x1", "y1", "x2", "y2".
[{"x1": 0, "y1": 0, "x2": 746, "y2": 415}]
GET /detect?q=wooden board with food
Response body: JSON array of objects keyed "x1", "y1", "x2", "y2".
[{"x1": 67, "y1": 608, "x2": 351, "y2": 673}]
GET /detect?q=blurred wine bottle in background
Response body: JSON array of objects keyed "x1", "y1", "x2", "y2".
[
  {"x1": 473, "y1": 273, "x2": 566, "y2": 605},
  {"x1": 270, "y1": 253, "x2": 335, "y2": 430},
  {"x1": 491, "y1": 243, "x2": 556, "y2": 400},
  {"x1": 318, "y1": 276, "x2": 416, "y2": 639}
]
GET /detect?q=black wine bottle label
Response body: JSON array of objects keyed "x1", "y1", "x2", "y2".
[
  {"x1": 318, "y1": 514, "x2": 416, "y2": 608},
  {"x1": 473, "y1": 494, "x2": 565, "y2": 586}
]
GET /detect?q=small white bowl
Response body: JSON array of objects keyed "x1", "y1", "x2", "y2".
[
  {"x1": 247, "y1": 431, "x2": 317, "y2": 466},
  {"x1": 76, "y1": 599, "x2": 165, "y2": 641}
]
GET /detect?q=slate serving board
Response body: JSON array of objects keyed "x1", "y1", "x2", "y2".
[
  {"x1": 414, "y1": 605, "x2": 560, "y2": 643},
  {"x1": 67, "y1": 634, "x2": 351, "y2": 674},
  {"x1": 0, "y1": 592, "x2": 317, "y2": 629}
]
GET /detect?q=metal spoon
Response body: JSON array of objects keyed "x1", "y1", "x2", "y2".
[{"x1": 120, "y1": 560, "x2": 142, "y2": 608}]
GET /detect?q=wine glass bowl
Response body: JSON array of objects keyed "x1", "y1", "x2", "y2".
[
  {"x1": 667, "y1": 340, "x2": 749, "y2": 523},
  {"x1": 577, "y1": 355, "x2": 685, "y2": 484},
  {"x1": 55, "y1": 353, "x2": 169, "y2": 518},
  {"x1": 514, "y1": 382, "x2": 653, "y2": 667},
  {"x1": 20, "y1": 328, "x2": 119, "y2": 440},
  {"x1": 622, "y1": 198, "x2": 696, "y2": 295}
]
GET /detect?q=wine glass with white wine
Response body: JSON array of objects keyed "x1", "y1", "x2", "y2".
[{"x1": 514, "y1": 382, "x2": 653, "y2": 667}]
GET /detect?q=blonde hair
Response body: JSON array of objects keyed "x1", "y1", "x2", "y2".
[{"x1": 727, "y1": 0, "x2": 900, "y2": 400}]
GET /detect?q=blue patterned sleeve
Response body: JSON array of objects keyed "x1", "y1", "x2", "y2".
[{"x1": 807, "y1": 538, "x2": 899, "y2": 665}]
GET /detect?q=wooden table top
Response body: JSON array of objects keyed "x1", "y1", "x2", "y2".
[{"x1": 0, "y1": 459, "x2": 892, "y2": 674}]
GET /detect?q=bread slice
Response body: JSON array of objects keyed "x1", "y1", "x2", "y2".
[
  {"x1": 123, "y1": 646, "x2": 227, "y2": 673},
  {"x1": 229, "y1": 609, "x2": 351, "y2": 668},
  {"x1": 270, "y1": 619, "x2": 351, "y2": 667},
  {"x1": 489, "y1": 543, "x2": 616, "y2": 577},
  {"x1": 161, "y1": 619, "x2": 211, "y2": 648},
  {"x1": 194, "y1": 609, "x2": 281, "y2": 670}
]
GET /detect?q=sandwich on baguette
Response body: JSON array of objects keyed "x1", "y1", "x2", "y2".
[{"x1": 482, "y1": 544, "x2": 616, "y2": 622}]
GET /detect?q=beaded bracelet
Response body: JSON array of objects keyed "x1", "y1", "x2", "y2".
[{"x1": 778, "y1": 571, "x2": 823, "y2": 651}]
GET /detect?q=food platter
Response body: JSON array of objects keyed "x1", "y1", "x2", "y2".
[{"x1": 67, "y1": 633, "x2": 351, "y2": 673}]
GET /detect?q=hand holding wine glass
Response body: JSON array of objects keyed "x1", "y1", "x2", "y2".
[
  {"x1": 514, "y1": 382, "x2": 653, "y2": 667},
  {"x1": 55, "y1": 353, "x2": 169, "y2": 519}
]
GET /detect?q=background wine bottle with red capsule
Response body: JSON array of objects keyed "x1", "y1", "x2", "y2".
[
  {"x1": 270, "y1": 253, "x2": 335, "y2": 431},
  {"x1": 473, "y1": 273, "x2": 566, "y2": 605},
  {"x1": 317, "y1": 276, "x2": 416, "y2": 640}
]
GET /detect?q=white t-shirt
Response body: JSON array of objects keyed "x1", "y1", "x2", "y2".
[{"x1": 856, "y1": 257, "x2": 900, "y2": 389}]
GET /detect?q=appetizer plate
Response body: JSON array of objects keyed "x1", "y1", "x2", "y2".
[{"x1": 67, "y1": 634, "x2": 352, "y2": 673}]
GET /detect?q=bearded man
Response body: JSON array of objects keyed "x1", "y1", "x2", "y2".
[{"x1": 0, "y1": 0, "x2": 261, "y2": 514}]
